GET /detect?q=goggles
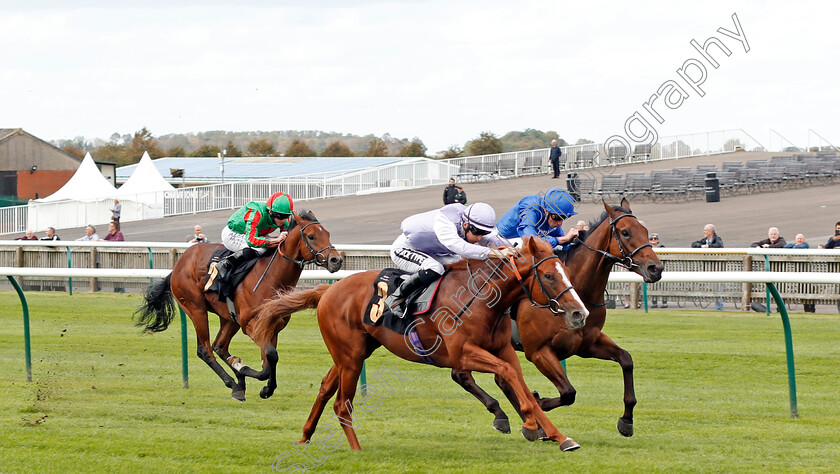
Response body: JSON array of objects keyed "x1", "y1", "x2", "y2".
[
  {"x1": 548, "y1": 213, "x2": 566, "y2": 221},
  {"x1": 467, "y1": 224, "x2": 491, "y2": 236},
  {"x1": 269, "y1": 211, "x2": 291, "y2": 221}
]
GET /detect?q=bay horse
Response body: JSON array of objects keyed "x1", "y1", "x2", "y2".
[
  {"x1": 450, "y1": 199, "x2": 663, "y2": 437},
  {"x1": 255, "y1": 237, "x2": 589, "y2": 452},
  {"x1": 135, "y1": 210, "x2": 343, "y2": 401}
]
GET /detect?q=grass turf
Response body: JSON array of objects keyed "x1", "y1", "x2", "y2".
[{"x1": 0, "y1": 291, "x2": 838, "y2": 473}]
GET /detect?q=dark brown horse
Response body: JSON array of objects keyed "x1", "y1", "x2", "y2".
[
  {"x1": 450, "y1": 199, "x2": 663, "y2": 437},
  {"x1": 135, "y1": 210, "x2": 343, "y2": 401},
  {"x1": 255, "y1": 237, "x2": 589, "y2": 452}
]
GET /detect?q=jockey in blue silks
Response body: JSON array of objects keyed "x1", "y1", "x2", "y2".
[{"x1": 496, "y1": 188, "x2": 579, "y2": 251}]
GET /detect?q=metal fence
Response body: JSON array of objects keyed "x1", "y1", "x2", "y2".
[{"x1": 2, "y1": 242, "x2": 839, "y2": 310}]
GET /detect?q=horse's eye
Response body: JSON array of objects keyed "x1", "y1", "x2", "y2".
[
  {"x1": 543, "y1": 273, "x2": 553, "y2": 280},
  {"x1": 621, "y1": 230, "x2": 630, "y2": 238},
  {"x1": 308, "y1": 234, "x2": 316, "y2": 241}
]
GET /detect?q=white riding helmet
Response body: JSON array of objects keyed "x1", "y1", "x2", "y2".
[{"x1": 463, "y1": 203, "x2": 496, "y2": 233}]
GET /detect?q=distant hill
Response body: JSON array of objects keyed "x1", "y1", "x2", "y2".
[{"x1": 155, "y1": 131, "x2": 416, "y2": 156}]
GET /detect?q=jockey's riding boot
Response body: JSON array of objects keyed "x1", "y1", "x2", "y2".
[
  {"x1": 217, "y1": 247, "x2": 257, "y2": 280},
  {"x1": 385, "y1": 269, "x2": 436, "y2": 319}
]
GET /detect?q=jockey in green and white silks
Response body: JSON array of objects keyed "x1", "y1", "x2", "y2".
[{"x1": 215, "y1": 192, "x2": 294, "y2": 279}]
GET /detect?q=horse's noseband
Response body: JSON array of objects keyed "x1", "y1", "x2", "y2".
[
  {"x1": 281, "y1": 221, "x2": 338, "y2": 269},
  {"x1": 574, "y1": 212, "x2": 651, "y2": 271}
]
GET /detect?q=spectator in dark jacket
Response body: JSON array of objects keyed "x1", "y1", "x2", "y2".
[
  {"x1": 691, "y1": 224, "x2": 723, "y2": 248},
  {"x1": 443, "y1": 178, "x2": 459, "y2": 205},
  {"x1": 818, "y1": 221, "x2": 840, "y2": 249},
  {"x1": 40, "y1": 227, "x2": 60, "y2": 241},
  {"x1": 750, "y1": 227, "x2": 786, "y2": 248}
]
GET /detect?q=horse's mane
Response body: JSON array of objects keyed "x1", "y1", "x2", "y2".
[
  {"x1": 565, "y1": 204, "x2": 630, "y2": 261},
  {"x1": 288, "y1": 209, "x2": 317, "y2": 230}
]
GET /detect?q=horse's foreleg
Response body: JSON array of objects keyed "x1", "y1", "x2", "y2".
[
  {"x1": 301, "y1": 365, "x2": 340, "y2": 444},
  {"x1": 450, "y1": 369, "x2": 511, "y2": 433},
  {"x1": 213, "y1": 319, "x2": 249, "y2": 397},
  {"x1": 458, "y1": 342, "x2": 579, "y2": 451},
  {"x1": 193, "y1": 325, "x2": 242, "y2": 401},
  {"x1": 527, "y1": 346, "x2": 577, "y2": 411},
  {"x1": 583, "y1": 332, "x2": 635, "y2": 437}
]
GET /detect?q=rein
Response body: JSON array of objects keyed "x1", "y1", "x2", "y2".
[
  {"x1": 572, "y1": 212, "x2": 651, "y2": 272},
  {"x1": 279, "y1": 221, "x2": 338, "y2": 269}
]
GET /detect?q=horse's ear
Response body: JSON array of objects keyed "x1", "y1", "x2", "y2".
[
  {"x1": 621, "y1": 197, "x2": 631, "y2": 210},
  {"x1": 525, "y1": 236, "x2": 539, "y2": 256},
  {"x1": 603, "y1": 199, "x2": 617, "y2": 218}
]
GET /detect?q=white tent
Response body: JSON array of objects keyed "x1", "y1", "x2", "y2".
[
  {"x1": 117, "y1": 151, "x2": 175, "y2": 197},
  {"x1": 36, "y1": 152, "x2": 116, "y2": 202}
]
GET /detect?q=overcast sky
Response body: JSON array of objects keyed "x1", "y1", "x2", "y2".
[{"x1": 2, "y1": 1, "x2": 838, "y2": 154}]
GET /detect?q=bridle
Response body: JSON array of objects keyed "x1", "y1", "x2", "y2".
[
  {"x1": 573, "y1": 212, "x2": 651, "y2": 272},
  {"x1": 279, "y1": 219, "x2": 338, "y2": 269},
  {"x1": 458, "y1": 252, "x2": 576, "y2": 318},
  {"x1": 509, "y1": 254, "x2": 576, "y2": 315}
]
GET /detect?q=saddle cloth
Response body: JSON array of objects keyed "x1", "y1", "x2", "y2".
[
  {"x1": 363, "y1": 268, "x2": 443, "y2": 335},
  {"x1": 204, "y1": 248, "x2": 260, "y2": 303}
]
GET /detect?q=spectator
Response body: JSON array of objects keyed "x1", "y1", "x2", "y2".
[
  {"x1": 110, "y1": 198, "x2": 122, "y2": 223},
  {"x1": 76, "y1": 225, "x2": 100, "y2": 241},
  {"x1": 690, "y1": 224, "x2": 724, "y2": 248},
  {"x1": 691, "y1": 224, "x2": 724, "y2": 310},
  {"x1": 443, "y1": 178, "x2": 458, "y2": 205},
  {"x1": 750, "y1": 227, "x2": 786, "y2": 248},
  {"x1": 575, "y1": 220, "x2": 589, "y2": 241},
  {"x1": 783, "y1": 234, "x2": 809, "y2": 249},
  {"x1": 188, "y1": 225, "x2": 208, "y2": 244},
  {"x1": 454, "y1": 185, "x2": 467, "y2": 205},
  {"x1": 818, "y1": 221, "x2": 840, "y2": 249},
  {"x1": 648, "y1": 233, "x2": 667, "y2": 308},
  {"x1": 780, "y1": 234, "x2": 816, "y2": 312},
  {"x1": 103, "y1": 221, "x2": 124, "y2": 241},
  {"x1": 40, "y1": 227, "x2": 60, "y2": 241},
  {"x1": 549, "y1": 139, "x2": 563, "y2": 179},
  {"x1": 14, "y1": 230, "x2": 38, "y2": 240}
]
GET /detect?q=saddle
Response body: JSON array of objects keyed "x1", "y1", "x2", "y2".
[
  {"x1": 204, "y1": 248, "x2": 261, "y2": 303},
  {"x1": 363, "y1": 268, "x2": 443, "y2": 335}
]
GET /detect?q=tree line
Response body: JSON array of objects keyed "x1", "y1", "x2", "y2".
[{"x1": 54, "y1": 128, "x2": 592, "y2": 166}]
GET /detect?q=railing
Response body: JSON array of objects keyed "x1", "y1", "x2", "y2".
[{"x1": 2, "y1": 242, "x2": 839, "y2": 310}]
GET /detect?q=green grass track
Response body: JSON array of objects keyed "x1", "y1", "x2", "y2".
[{"x1": 1, "y1": 291, "x2": 838, "y2": 473}]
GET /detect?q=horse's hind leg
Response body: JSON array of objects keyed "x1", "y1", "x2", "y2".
[
  {"x1": 300, "y1": 365, "x2": 340, "y2": 444},
  {"x1": 450, "y1": 369, "x2": 511, "y2": 434}
]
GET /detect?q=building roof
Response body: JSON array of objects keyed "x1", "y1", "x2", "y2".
[
  {"x1": 35, "y1": 153, "x2": 117, "y2": 202},
  {"x1": 116, "y1": 156, "x2": 409, "y2": 181}
]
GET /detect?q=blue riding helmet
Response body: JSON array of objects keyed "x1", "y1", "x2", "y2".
[{"x1": 542, "y1": 188, "x2": 577, "y2": 218}]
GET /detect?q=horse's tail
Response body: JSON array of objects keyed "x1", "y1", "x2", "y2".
[
  {"x1": 134, "y1": 273, "x2": 176, "y2": 333},
  {"x1": 256, "y1": 284, "x2": 329, "y2": 323}
]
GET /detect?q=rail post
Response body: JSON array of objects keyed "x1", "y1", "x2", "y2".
[{"x1": 7, "y1": 276, "x2": 32, "y2": 382}]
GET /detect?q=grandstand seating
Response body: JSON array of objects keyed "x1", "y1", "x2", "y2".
[{"x1": 587, "y1": 151, "x2": 840, "y2": 202}]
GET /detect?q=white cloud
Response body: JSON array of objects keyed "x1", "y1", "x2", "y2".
[{"x1": 1, "y1": 1, "x2": 838, "y2": 153}]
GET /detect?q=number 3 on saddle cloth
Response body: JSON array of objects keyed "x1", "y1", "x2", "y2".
[
  {"x1": 204, "y1": 248, "x2": 260, "y2": 303},
  {"x1": 364, "y1": 269, "x2": 443, "y2": 363}
]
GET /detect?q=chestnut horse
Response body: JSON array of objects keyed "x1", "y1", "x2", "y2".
[
  {"x1": 135, "y1": 210, "x2": 343, "y2": 401},
  {"x1": 450, "y1": 199, "x2": 663, "y2": 437},
  {"x1": 255, "y1": 237, "x2": 589, "y2": 452}
]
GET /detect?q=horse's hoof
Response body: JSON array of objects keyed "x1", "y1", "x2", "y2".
[
  {"x1": 259, "y1": 386, "x2": 274, "y2": 399},
  {"x1": 617, "y1": 418, "x2": 634, "y2": 437},
  {"x1": 531, "y1": 390, "x2": 541, "y2": 401},
  {"x1": 232, "y1": 390, "x2": 246, "y2": 402},
  {"x1": 559, "y1": 438, "x2": 581, "y2": 452},
  {"x1": 493, "y1": 418, "x2": 511, "y2": 434},
  {"x1": 521, "y1": 425, "x2": 545, "y2": 442}
]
